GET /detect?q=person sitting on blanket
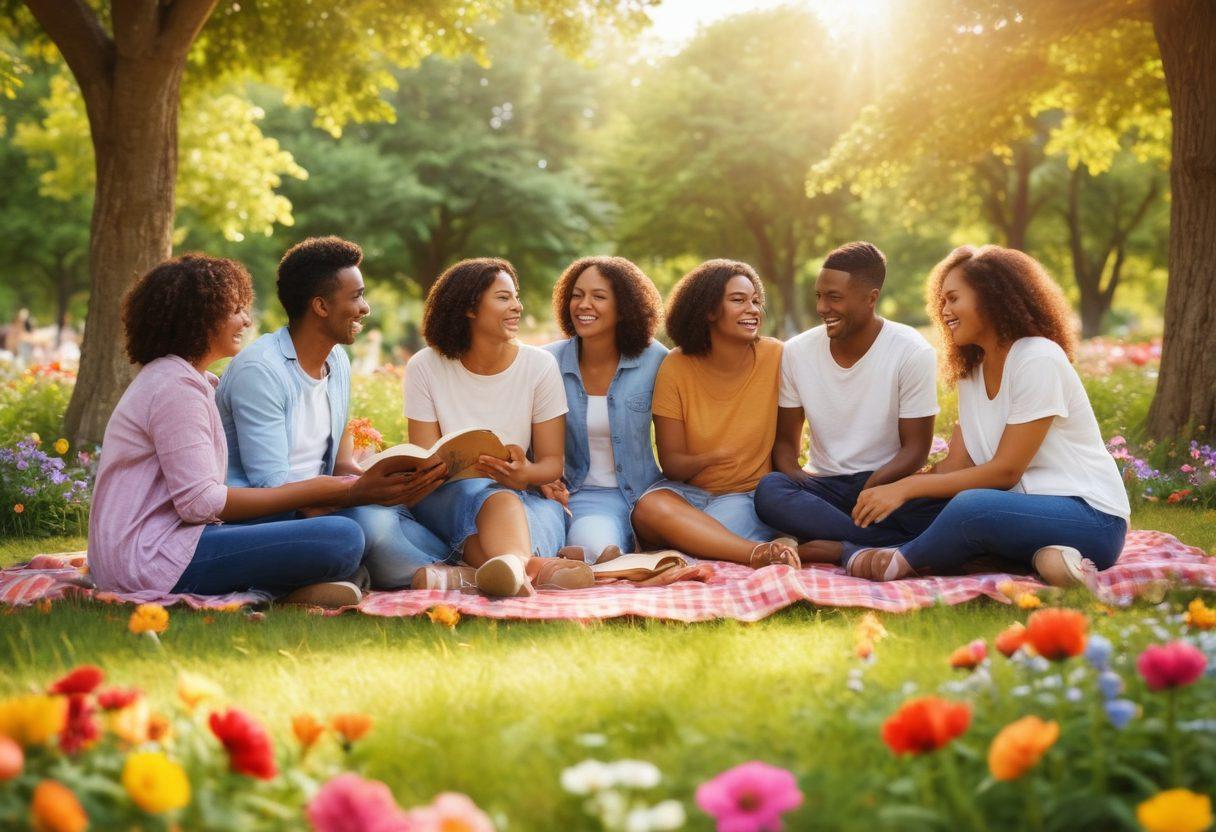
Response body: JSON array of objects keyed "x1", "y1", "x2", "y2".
[
  {"x1": 753, "y1": 242, "x2": 946, "y2": 564},
  {"x1": 538, "y1": 257, "x2": 668, "y2": 564},
  {"x1": 629, "y1": 260, "x2": 800, "y2": 569},
  {"x1": 404, "y1": 257, "x2": 590, "y2": 597},
  {"x1": 841, "y1": 245, "x2": 1130, "y2": 585},
  {"x1": 89, "y1": 255, "x2": 421, "y2": 608},
  {"x1": 215, "y1": 237, "x2": 449, "y2": 594}
]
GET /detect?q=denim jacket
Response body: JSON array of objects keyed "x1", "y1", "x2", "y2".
[
  {"x1": 216, "y1": 327, "x2": 350, "y2": 487},
  {"x1": 543, "y1": 337, "x2": 667, "y2": 505}
]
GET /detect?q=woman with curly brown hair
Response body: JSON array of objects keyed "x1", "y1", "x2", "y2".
[
  {"x1": 629, "y1": 260, "x2": 800, "y2": 569},
  {"x1": 404, "y1": 258, "x2": 591, "y2": 597},
  {"x1": 89, "y1": 255, "x2": 419, "y2": 607},
  {"x1": 538, "y1": 257, "x2": 668, "y2": 562},
  {"x1": 842, "y1": 245, "x2": 1129, "y2": 584}
]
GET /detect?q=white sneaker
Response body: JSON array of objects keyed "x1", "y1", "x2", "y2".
[{"x1": 1032, "y1": 546, "x2": 1093, "y2": 589}]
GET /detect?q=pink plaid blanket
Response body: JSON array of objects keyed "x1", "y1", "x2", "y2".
[{"x1": 2, "y1": 531, "x2": 1212, "y2": 622}]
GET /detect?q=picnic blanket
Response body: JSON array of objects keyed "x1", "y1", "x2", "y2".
[{"x1": 2, "y1": 531, "x2": 1213, "y2": 622}]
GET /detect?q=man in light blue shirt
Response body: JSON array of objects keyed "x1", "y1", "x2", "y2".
[{"x1": 217, "y1": 236, "x2": 448, "y2": 589}]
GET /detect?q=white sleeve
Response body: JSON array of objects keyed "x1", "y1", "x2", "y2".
[
  {"x1": 531, "y1": 351, "x2": 569, "y2": 423},
  {"x1": 1007, "y1": 355, "x2": 1069, "y2": 424},
  {"x1": 898, "y1": 346, "x2": 940, "y2": 418},
  {"x1": 778, "y1": 346, "x2": 803, "y2": 409},
  {"x1": 403, "y1": 352, "x2": 438, "y2": 422}
]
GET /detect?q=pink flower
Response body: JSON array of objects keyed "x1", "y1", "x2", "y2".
[
  {"x1": 307, "y1": 774, "x2": 414, "y2": 832},
  {"x1": 1137, "y1": 642, "x2": 1208, "y2": 691},
  {"x1": 407, "y1": 792, "x2": 495, "y2": 832},
  {"x1": 1107, "y1": 435, "x2": 1127, "y2": 447},
  {"x1": 696, "y1": 761, "x2": 803, "y2": 832}
]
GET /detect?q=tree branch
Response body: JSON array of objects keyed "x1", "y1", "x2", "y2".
[
  {"x1": 159, "y1": 0, "x2": 222, "y2": 56},
  {"x1": 22, "y1": 0, "x2": 113, "y2": 105}
]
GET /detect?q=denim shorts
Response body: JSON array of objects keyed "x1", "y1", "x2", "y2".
[
  {"x1": 566, "y1": 485, "x2": 637, "y2": 559},
  {"x1": 638, "y1": 479, "x2": 780, "y2": 543},
  {"x1": 411, "y1": 477, "x2": 567, "y2": 559}
]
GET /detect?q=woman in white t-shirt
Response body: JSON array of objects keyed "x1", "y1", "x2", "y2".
[
  {"x1": 842, "y1": 245, "x2": 1129, "y2": 585},
  {"x1": 405, "y1": 258, "x2": 591, "y2": 597}
]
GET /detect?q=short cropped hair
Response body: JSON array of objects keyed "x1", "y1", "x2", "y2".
[
  {"x1": 552, "y1": 256, "x2": 663, "y2": 358},
  {"x1": 664, "y1": 259, "x2": 764, "y2": 357},
  {"x1": 277, "y1": 236, "x2": 363, "y2": 321},
  {"x1": 422, "y1": 258, "x2": 519, "y2": 359},
  {"x1": 822, "y1": 241, "x2": 886, "y2": 289},
  {"x1": 123, "y1": 254, "x2": 253, "y2": 366}
]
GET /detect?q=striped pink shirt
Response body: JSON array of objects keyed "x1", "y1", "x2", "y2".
[{"x1": 88, "y1": 355, "x2": 229, "y2": 594}]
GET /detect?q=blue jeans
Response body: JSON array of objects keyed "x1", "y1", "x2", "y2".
[
  {"x1": 885, "y1": 489, "x2": 1127, "y2": 573},
  {"x1": 566, "y1": 486, "x2": 636, "y2": 559},
  {"x1": 411, "y1": 477, "x2": 567, "y2": 559},
  {"x1": 339, "y1": 505, "x2": 448, "y2": 589},
  {"x1": 641, "y1": 480, "x2": 779, "y2": 543},
  {"x1": 172, "y1": 515, "x2": 365, "y2": 596},
  {"x1": 754, "y1": 471, "x2": 946, "y2": 547}
]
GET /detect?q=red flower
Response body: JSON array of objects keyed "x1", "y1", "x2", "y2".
[
  {"x1": 96, "y1": 687, "x2": 142, "y2": 711},
  {"x1": 1137, "y1": 641, "x2": 1208, "y2": 691},
  {"x1": 950, "y1": 639, "x2": 987, "y2": 670},
  {"x1": 1024, "y1": 608, "x2": 1088, "y2": 661},
  {"x1": 58, "y1": 695, "x2": 101, "y2": 756},
  {"x1": 209, "y1": 708, "x2": 277, "y2": 779},
  {"x1": 1167, "y1": 489, "x2": 1193, "y2": 504},
  {"x1": 995, "y1": 623, "x2": 1028, "y2": 658},
  {"x1": 881, "y1": 697, "x2": 971, "y2": 755},
  {"x1": 48, "y1": 666, "x2": 104, "y2": 696}
]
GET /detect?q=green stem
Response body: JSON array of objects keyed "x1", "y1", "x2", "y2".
[
  {"x1": 939, "y1": 748, "x2": 984, "y2": 832},
  {"x1": 1167, "y1": 689, "x2": 1182, "y2": 787},
  {"x1": 1022, "y1": 776, "x2": 1043, "y2": 832},
  {"x1": 1090, "y1": 681, "x2": 1107, "y2": 792}
]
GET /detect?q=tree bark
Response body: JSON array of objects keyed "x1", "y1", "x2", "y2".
[{"x1": 1147, "y1": 0, "x2": 1216, "y2": 441}]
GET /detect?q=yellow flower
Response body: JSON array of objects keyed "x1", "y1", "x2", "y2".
[
  {"x1": 1137, "y1": 789, "x2": 1213, "y2": 832},
  {"x1": 29, "y1": 433, "x2": 41, "y2": 446},
  {"x1": 53, "y1": 439, "x2": 69, "y2": 455},
  {"x1": 122, "y1": 751, "x2": 191, "y2": 814},
  {"x1": 427, "y1": 604, "x2": 461, "y2": 629},
  {"x1": 31, "y1": 779, "x2": 87, "y2": 832},
  {"x1": 1184, "y1": 598, "x2": 1216, "y2": 631},
  {"x1": 128, "y1": 604, "x2": 169, "y2": 635},
  {"x1": 109, "y1": 697, "x2": 152, "y2": 746},
  {"x1": 856, "y1": 612, "x2": 889, "y2": 643},
  {"x1": 176, "y1": 671, "x2": 223, "y2": 711},
  {"x1": 1017, "y1": 593, "x2": 1043, "y2": 610},
  {"x1": 0, "y1": 694, "x2": 68, "y2": 747}
]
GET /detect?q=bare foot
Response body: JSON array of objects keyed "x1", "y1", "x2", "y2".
[{"x1": 798, "y1": 539, "x2": 844, "y2": 564}]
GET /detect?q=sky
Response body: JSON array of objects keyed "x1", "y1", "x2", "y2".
[{"x1": 644, "y1": 0, "x2": 891, "y2": 46}]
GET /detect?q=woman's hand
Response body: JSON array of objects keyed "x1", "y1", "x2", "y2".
[
  {"x1": 852, "y1": 481, "x2": 912, "y2": 528},
  {"x1": 539, "y1": 479, "x2": 570, "y2": 509},
  {"x1": 400, "y1": 461, "x2": 448, "y2": 507},
  {"x1": 474, "y1": 445, "x2": 530, "y2": 491}
]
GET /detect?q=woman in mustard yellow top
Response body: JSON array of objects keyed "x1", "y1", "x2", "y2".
[{"x1": 631, "y1": 260, "x2": 800, "y2": 569}]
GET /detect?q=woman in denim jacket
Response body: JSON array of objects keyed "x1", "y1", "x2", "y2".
[{"x1": 543, "y1": 257, "x2": 667, "y2": 562}]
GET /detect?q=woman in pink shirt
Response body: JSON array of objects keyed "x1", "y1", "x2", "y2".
[{"x1": 88, "y1": 255, "x2": 429, "y2": 607}]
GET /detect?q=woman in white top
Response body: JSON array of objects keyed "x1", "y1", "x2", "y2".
[
  {"x1": 405, "y1": 258, "x2": 591, "y2": 597},
  {"x1": 842, "y1": 245, "x2": 1129, "y2": 584}
]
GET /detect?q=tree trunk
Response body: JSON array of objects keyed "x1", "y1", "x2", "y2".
[
  {"x1": 1147, "y1": 0, "x2": 1216, "y2": 441},
  {"x1": 1006, "y1": 144, "x2": 1034, "y2": 251},
  {"x1": 64, "y1": 59, "x2": 184, "y2": 443}
]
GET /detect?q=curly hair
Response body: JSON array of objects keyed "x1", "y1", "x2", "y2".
[
  {"x1": 277, "y1": 236, "x2": 363, "y2": 321},
  {"x1": 664, "y1": 259, "x2": 764, "y2": 357},
  {"x1": 927, "y1": 245, "x2": 1076, "y2": 384},
  {"x1": 422, "y1": 258, "x2": 519, "y2": 359},
  {"x1": 122, "y1": 254, "x2": 254, "y2": 366},
  {"x1": 823, "y1": 241, "x2": 886, "y2": 289},
  {"x1": 551, "y1": 256, "x2": 663, "y2": 358}
]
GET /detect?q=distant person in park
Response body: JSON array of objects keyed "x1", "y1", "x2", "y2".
[
  {"x1": 842, "y1": 245, "x2": 1129, "y2": 584},
  {"x1": 629, "y1": 260, "x2": 800, "y2": 569},
  {"x1": 89, "y1": 255, "x2": 420, "y2": 607},
  {"x1": 540, "y1": 256, "x2": 668, "y2": 562},
  {"x1": 405, "y1": 257, "x2": 587, "y2": 597},
  {"x1": 216, "y1": 237, "x2": 448, "y2": 591},
  {"x1": 753, "y1": 242, "x2": 945, "y2": 563}
]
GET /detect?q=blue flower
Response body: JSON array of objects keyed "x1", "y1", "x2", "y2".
[
  {"x1": 1084, "y1": 634, "x2": 1113, "y2": 669},
  {"x1": 1105, "y1": 699, "x2": 1138, "y2": 729},
  {"x1": 1097, "y1": 671, "x2": 1124, "y2": 700},
  {"x1": 16, "y1": 459, "x2": 27, "y2": 470}
]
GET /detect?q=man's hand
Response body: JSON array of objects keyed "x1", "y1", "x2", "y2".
[
  {"x1": 852, "y1": 481, "x2": 911, "y2": 528},
  {"x1": 474, "y1": 445, "x2": 530, "y2": 491}
]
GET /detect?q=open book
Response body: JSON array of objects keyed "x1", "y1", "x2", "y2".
[
  {"x1": 362, "y1": 428, "x2": 509, "y2": 482},
  {"x1": 591, "y1": 551, "x2": 688, "y2": 582}
]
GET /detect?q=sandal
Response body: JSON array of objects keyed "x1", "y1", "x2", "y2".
[
  {"x1": 749, "y1": 538, "x2": 801, "y2": 569},
  {"x1": 1032, "y1": 546, "x2": 1095, "y2": 589},
  {"x1": 844, "y1": 547, "x2": 912, "y2": 582}
]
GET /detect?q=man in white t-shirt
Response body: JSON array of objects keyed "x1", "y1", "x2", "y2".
[
  {"x1": 217, "y1": 237, "x2": 449, "y2": 590},
  {"x1": 753, "y1": 242, "x2": 947, "y2": 563}
]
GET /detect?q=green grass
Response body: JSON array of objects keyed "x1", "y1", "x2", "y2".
[{"x1": 1, "y1": 507, "x2": 1213, "y2": 829}]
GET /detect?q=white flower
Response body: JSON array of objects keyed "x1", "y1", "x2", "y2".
[
  {"x1": 611, "y1": 760, "x2": 662, "y2": 790},
  {"x1": 562, "y1": 760, "x2": 614, "y2": 795},
  {"x1": 593, "y1": 789, "x2": 629, "y2": 829},
  {"x1": 577, "y1": 732, "x2": 608, "y2": 748},
  {"x1": 624, "y1": 807, "x2": 656, "y2": 832},
  {"x1": 647, "y1": 800, "x2": 687, "y2": 830}
]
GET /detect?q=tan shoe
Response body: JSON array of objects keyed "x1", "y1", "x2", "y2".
[
  {"x1": 475, "y1": 554, "x2": 532, "y2": 597},
  {"x1": 278, "y1": 581, "x2": 362, "y2": 609},
  {"x1": 530, "y1": 557, "x2": 595, "y2": 590},
  {"x1": 1032, "y1": 546, "x2": 1094, "y2": 589},
  {"x1": 748, "y1": 538, "x2": 801, "y2": 569},
  {"x1": 411, "y1": 564, "x2": 477, "y2": 591}
]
